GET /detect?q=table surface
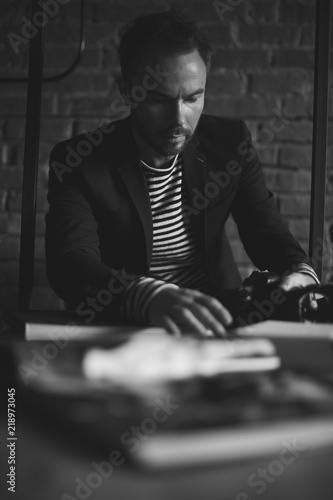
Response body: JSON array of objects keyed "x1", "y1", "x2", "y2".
[{"x1": 1, "y1": 322, "x2": 333, "y2": 500}]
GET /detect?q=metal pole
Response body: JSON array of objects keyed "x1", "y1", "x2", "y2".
[
  {"x1": 309, "y1": 0, "x2": 331, "y2": 281},
  {"x1": 18, "y1": 0, "x2": 45, "y2": 310}
]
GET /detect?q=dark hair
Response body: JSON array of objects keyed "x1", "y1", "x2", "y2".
[{"x1": 118, "y1": 10, "x2": 213, "y2": 79}]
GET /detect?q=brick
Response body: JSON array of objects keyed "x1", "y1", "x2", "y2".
[
  {"x1": 283, "y1": 95, "x2": 313, "y2": 118},
  {"x1": 0, "y1": 190, "x2": 8, "y2": 211},
  {"x1": 211, "y1": 0, "x2": 252, "y2": 24},
  {"x1": 0, "y1": 166, "x2": 23, "y2": 188},
  {"x1": 243, "y1": 119, "x2": 259, "y2": 139},
  {"x1": 264, "y1": 168, "x2": 311, "y2": 192},
  {"x1": 75, "y1": 117, "x2": 110, "y2": 134},
  {"x1": 38, "y1": 164, "x2": 50, "y2": 189},
  {"x1": 200, "y1": 24, "x2": 232, "y2": 47},
  {"x1": 0, "y1": 95, "x2": 55, "y2": 115},
  {"x1": 7, "y1": 187, "x2": 48, "y2": 213},
  {"x1": 324, "y1": 197, "x2": 333, "y2": 217},
  {"x1": 273, "y1": 49, "x2": 314, "y2": 69},
  {"x1": 34, "y1": 236, "x2": 45, "y2": 259},
  {"x1": 0, "y1": 213, "x2": 21, "y2": 234},
  {"x1": 301, "y1": 26, "x2": 315, "y2": 47},
  {"x1": 279, "y1": 0, "x2": 316, "y2": 24},
  {"x1": 330, "y1": 97, "x2": 333, "y2": 119},
  {"x1": 39, "y1": 118, "x2": 74, "y2": 140},
  {"x1": 0, "y1": 40, "x2": 26, "y2": 71},
  {"x1": 35, "y1": 213, "x2": 46, "y2": 235},
  {"x1": 204, "y1": 95, "x2": 279, "y2": 118},
  {"x1": 102, "y1": 46, "x2": 120, "y2": 71},
  {"x1": 37, "y1": 189, "x2": 49, "y2": 212},
  {"x1": 59, "y1": 0, "x2": 94, "y2": 22},
  {"x1": 280, "y1": 144, "x2": 312, "y2": 168},
  {"x1": 5, "y1": 118, "x2": 26, "y2": 139},
  {"x1": 0, "y1": 236, "x2": 20, "y2": 259},
  {"x1": 327, "y1": 145, "x2": 333, "y2": 168},
  {"x1": 206, "y1": 71, "x2": 247, "y2": 96},
  {"x1": 212, "y1": 49, "x2": 268, "y2": 70},
  {"x1": 48, "y1": 72, "x2": 112, "y2": 94},
  {"x1": 237, "y1": 24, "x2": 301, "y2": 48},
  {"x1": 86, "y1": 22, "x2": 120, "y2": 44},
  {"x1": 44, "y1": 46, "x2": 101, "y2": 71},
  {"x1": 256, "y1": 144, "x2": 279, "y2": 165},
  {"x1": 252, "y1": 117, "x2": 294, "y2": 147},
  {"x1": 0, "y1": 119, "x2": 6, "y2": 137},
  {"x1": 0, "y1": 143, "x2": 11, "y2": 164},
  {"x1": 251, "y1": 69, "x2": 313, "y2": 95},
  {"x1": 0, "y1": 261, "x2": 19, "y2": 285},
  {"x1": 277, "y1": 194, "x2": 310, "y2": 216},
  {"x1": 0, "y1": 96, "x2": 27, "y2": 115},
  {"x1": 275, "y1": 119, "x2": 313, "y2": 142},
  {"x1": 45, "y1": 19, "x2": 117, "y2": 46},
  {"x1": 6, "y1": 190, "x2": 21, "y2": 211},
  {"x1": 287, "y1": 218, "x2": 310, "y2": 239},
  {"x1": 248, "y1": 0, "x2": 279, "y2": 23},
  {"x1": 58, "y1": 95, "x2": 115, "y2": 116},
  {"x1": 93, "y1": 2, "x2": 159, "y2": 24}
]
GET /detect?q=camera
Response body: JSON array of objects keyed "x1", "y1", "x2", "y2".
[{"x1": 218, "y1": 271, "x2": 333, "y2": 328}]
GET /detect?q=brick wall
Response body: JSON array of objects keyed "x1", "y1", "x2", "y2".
[{"x1": 0, "y1": 0, "x2": 332, "y2": 311}]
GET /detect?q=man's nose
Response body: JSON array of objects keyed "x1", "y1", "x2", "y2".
[{"x1": 169, "y1": 100, "x2": 186, "y2": 127}]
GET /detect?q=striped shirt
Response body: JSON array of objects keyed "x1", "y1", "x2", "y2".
[
  {"x1": 120, "y1": 155, "x2": 320, "y2": 324},
  {"x1": 121, "y1": 154, "x2": 212, "y2": 323}
]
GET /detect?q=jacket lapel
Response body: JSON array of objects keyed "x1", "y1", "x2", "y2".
[
  {"x1": 182, "y1": 135, "x2": 207, "y2": 261},
  {"x1": 114, "y1": 120, "x2": 153, "y2": 267}
]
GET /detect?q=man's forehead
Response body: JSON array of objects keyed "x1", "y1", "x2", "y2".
[
  {"x1": 131, "y1": 49, "x2": 207, "y2": 96},
  {"x1": 134, "y1": 49, "x2": 207, "y2": 81}
]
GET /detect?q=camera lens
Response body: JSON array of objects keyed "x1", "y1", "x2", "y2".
[{"x1": 298, "y1": 292, "x2": 331, "y2": 323}]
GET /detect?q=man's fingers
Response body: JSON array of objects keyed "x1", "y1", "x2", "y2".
[
  {"x1": 173, "y1": 304, "x2": 227, "y2": 337},
  {"x1": 161, "y1": 315, "x2": 182, "y2": 338},
  {"x1": 185, "y1": 290, "x2": 233, "y2": 327},
  {"x1": 172, "y1": 306, "x2": 210, "y2": 336}
]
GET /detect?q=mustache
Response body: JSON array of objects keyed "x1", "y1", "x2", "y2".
[{"x1": 163, "y1": 127, "x2": 190, "y2": 136}]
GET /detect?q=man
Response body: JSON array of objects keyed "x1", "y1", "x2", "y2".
[{"x1": 45, "y1": 10, "x2": 318, "y2": 336}]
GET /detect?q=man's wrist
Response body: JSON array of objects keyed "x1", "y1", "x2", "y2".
[{"x1": 290, "y1": 263, "x2": 320, "y2": 285}]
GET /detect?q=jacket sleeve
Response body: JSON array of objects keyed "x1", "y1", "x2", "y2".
[
  {"x1": 231, "y1": 120, "x2": 310, "y2": 275},
  {"x1": 45, "y1": 143, "x2": 174, "y2": 323},
  {"x1": 45, "y1": 143, "x2": 139, "y2": 320}
]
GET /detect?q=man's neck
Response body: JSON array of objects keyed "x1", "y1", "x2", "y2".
[{"x1": 132, "y1": 126, "x2": 175, "y2": 169}]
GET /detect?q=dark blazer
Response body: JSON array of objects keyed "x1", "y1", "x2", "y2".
[{"x1": 45, "y1": 114, "x2": 308, "y2": 316}]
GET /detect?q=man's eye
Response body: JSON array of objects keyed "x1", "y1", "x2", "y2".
[{"x1": 185, "y1": 97, "x2": 199, "y2": 103}]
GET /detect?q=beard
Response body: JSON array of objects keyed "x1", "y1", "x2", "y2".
[{"x1": 158, "y1": 130, "x2": 193, "y2": 156}]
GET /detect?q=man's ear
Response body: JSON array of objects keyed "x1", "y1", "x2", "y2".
[{"x1": 118, "y1": 76, "x2": 131, "y2": 100}]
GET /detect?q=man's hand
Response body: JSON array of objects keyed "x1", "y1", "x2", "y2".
[
  {"x1": 278, "y1": 272, "x2": 317, "y2": 293},
  {"x1": 146, "y1": 287, "x2": 233, "y2": 337}
]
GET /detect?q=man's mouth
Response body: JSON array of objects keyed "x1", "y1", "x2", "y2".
[{"x1": 163, "y1": 133, "x2": 186, "y2": 141}]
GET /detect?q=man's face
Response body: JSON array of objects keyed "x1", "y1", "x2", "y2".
[{"x1": 123, "y1": 49, "x2": 207, "y2": 158}]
